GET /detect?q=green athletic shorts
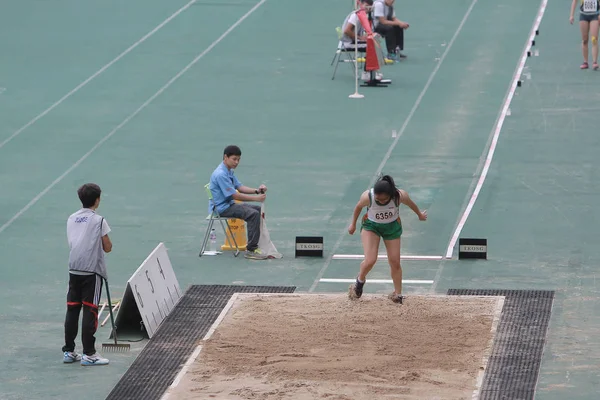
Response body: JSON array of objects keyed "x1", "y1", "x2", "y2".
[{"x1": 361, "y1": 218, "x2": 403, "y2": 240}]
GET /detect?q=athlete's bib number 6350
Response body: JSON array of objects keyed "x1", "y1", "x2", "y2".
[
  {"x1": 584, "y1": 0, "x2": 598, "y2": 12},
  {"x1": 375, "y1": 212, "x2": 394, "y2": 220}
]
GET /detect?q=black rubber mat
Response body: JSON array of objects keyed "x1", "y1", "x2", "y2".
[
  {"x1": 447, "y1": 289, "x2": 554, "y2": 400},
  {"x1": 106, "y1": 285, "x2": 296, "y2": 400}
]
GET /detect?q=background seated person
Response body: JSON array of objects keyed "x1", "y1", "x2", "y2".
[
  {"x1": 341, "y1": 0, "x2": 384, "y2": 81},
  {"x1": 373, "y1": 0, "x2": 409, "y2": 61}
]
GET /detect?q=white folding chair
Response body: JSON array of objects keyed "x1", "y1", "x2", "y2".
[{"x1": 331, "y1": 26, "x2": 367, "y2": 80}]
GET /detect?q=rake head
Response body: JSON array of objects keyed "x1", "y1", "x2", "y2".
[{"x1": 102, "y1": 342, "x2": 131, "y2": 352}]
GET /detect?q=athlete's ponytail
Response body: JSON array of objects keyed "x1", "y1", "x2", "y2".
[{"x1": 373, "y1": 175, "x2": 400, "y2": 205}]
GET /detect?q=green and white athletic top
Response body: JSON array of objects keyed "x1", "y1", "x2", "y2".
[
  {"x1": 366, "y1": 188, "x2": 401, "y2": 224},
  {"x1": 581, "y1": 0, "x2": 600, "y2": 15}
]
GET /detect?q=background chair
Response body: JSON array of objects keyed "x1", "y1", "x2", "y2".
[
  {"x1": 199, "y1": 183, "x2": 240, "y2": 257},
  {"x1": 331, "y1": 26, "x2": 366, "y2": 80}
]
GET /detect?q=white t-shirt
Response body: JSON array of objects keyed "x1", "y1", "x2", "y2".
[
  {"x1": 373, "y1": 0, "x2": 396, "y2": 29},
  {"x1": 341, "y1": 12, "x2": 364, "y2": 44},
  {"x1": 67, "y1": 208, "x2": 111, "y2": 278}
]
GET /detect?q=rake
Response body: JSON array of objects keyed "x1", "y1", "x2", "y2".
[{"x1": 101, "y1": 278, "x2": 131, "y2": 352}]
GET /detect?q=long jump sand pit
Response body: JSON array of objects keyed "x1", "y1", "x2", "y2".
[{"x1": 166, "y1": 293, "x2": 504, "y2": 400}]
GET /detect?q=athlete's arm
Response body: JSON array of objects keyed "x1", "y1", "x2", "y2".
[
  {"x1": 398, "y1": 190, "x2": 427, "y2": 221},
  {"x1": 570, "y1": 0, "x2": 578, "y2": 23},
  {"x1": 348, "y1": 191, "x2": 370, "y2": 234}
]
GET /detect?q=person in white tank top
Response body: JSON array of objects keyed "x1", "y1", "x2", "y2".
[{"x1": 347, "y1": 175, "x2": 427, "y2": 303}]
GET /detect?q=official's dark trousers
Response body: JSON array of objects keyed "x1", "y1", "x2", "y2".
[
  {"x1": 62, "y1": 273, "x2": 103, "y2": 356},
  {"x1": 219, "y1": 203, "x2": 262, "y2": 251}
]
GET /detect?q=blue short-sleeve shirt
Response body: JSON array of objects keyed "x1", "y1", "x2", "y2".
[{"x1": 209, "y1": 162, "x2": 242, "y2": 214}]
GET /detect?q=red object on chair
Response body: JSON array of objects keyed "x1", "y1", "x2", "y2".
[
  {"x1": 365, "y1": 38, "x2": 379, "y2": 71},
  {"x1": 356, "y1": 9, "x2": 380, "y2": 72},
  {"x1": 356, "y1": 9, "x2": 373, "y2": 35}
]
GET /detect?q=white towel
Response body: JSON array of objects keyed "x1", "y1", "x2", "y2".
[{"x1": 258, "y1": 203, "x2": 283, "y2": 259}]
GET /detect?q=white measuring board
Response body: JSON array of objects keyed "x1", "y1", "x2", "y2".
[{"x1": 114, "y1": 242, "x2": 182, "y2": 339}]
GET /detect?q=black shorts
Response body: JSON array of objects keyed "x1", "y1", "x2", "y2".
[{"x1": 580, "y1": 13, "x2": 600, "y2": 22}]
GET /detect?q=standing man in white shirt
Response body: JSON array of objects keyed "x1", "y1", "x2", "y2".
[
  {"x1": 62, "y1": 183, "x2": 112, "y2": 366},
  {"x1": 373, "y1": 0, "x2": 410, "y2": 61}
]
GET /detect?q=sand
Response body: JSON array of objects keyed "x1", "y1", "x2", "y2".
[{"x1": 165, "y1": 294, "x2": 503, "y2": 400}]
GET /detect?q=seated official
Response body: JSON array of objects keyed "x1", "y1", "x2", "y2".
[{"x1": 209, "y1": 145, "x2": 268, "y2": 260}]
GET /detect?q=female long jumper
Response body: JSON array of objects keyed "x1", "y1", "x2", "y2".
[
  {"x1": 347, "y1": 175, "x2": 427, "y2": 303},
  {"x1": 570, "y1": 0, "x2": 600, "y2": 69}
]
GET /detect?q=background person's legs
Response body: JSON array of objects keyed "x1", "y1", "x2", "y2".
[
  {"x1": 375, "y1": 25, "x2": 406, "y2": 59},
  {"x1": 393, "y1": 25, "x2": 406, "y2": 57},
  {"x1": 375, "y1": 24, "x2": 397, "y2": 54}
]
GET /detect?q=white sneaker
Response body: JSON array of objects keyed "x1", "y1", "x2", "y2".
[
  {"x1": 81, "y1": 353, "x2": 109, "y2": 366},
  {"x1": 361, "y1": 71, "x2": 384, "y2": 81},
  {"x1": 63, "y1": 351, "x2": 82, "y2": 363}
]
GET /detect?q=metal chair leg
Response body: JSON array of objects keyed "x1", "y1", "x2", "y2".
[
  {"x1": 219, "y1": 218, "x2": 240, "y2": 257},
  {"x1": 199, "y1": 215, "x2": 216, "y2": 257},
  {"x1": 346, "y1": 51, "x2": 357, "y2": 75},
  {"x1": 199, "y1": 208, "x2": 244, "y2": 258},
  {"x1": 332, "y1": 53, "x2": 342, "y2": 80},
  {"x1": 331, "y1": 49, "x2": 340, "y2": 66}
]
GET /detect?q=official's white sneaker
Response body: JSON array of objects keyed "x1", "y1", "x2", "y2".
[
  {"x1": 63, "y1": 351, "x2": 82, "y2": 363},
  {"x1": 81, "y1": 353, "x2": 109, "y2": 366}
]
